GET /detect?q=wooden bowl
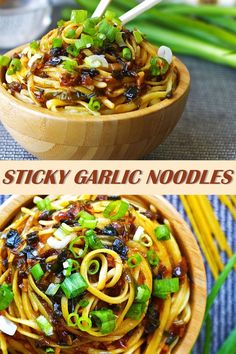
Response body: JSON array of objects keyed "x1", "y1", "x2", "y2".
[
  {"x1": 0, "y1": 195, "x2": 206, "y2": 354},
  {"x1": 0, "y1": 46, "x2": 190, "y2": 160}
]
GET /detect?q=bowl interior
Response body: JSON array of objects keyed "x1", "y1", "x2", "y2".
[
  {"x1": 0, "y1": 195, "x2": 206, "y2": 354},
  {"x1": 0, "y1": 45, "x2": 190, "y2": 123}
]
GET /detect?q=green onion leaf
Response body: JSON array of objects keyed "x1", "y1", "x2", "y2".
[
  {"x1": 77, "y1": 316, "x2": 92, "y2": 331},
  {"x1": 69, "y1": 236, "x2": 89, "y2": 259},
  {"x1": 217, "y1": 326, "x2": 236, "y2": 354},
  {"x1": 126, "y1": 302, "x2": 146, "y2": 320},
  {"x1": 203, "y1": 315, "x2": 212, "y2": 354},
  {"x1": 85, "y1": 230, "x2": 104, "y2": 250},
  {"x1": 133, "y1": 30, "x2": 143, "y2": 44},
  {"x1": 127, "y1": 254, "x2": 142, "y2": 268},
  {"x1": 67, "y1": 44, "x2": 80, "y2": 57},
  {"x1": 0, "y1": 55, "x2": 11, "y2": 67},
  {"x1": 61, "y1": 273, "x2": 88, "y2": 299},
  {"x1": 79, "y1": 299, "x2": 89, "y2": 308},
  {"x1": 0, "y1": 284, "x2": 14, "y2": 311},
  {"x1": 90, "y1": 309, "x2": 116, "y2": 334},
  {"x1": 122, "y1": 47, "x2": 132, "y2": 61},
  {"x1": 34, "y1": 196, "x2": 52, "y2": 211},
  {"x1": 63, "y1": 259, "x2": 80, "y2": 277},
  {"x1": 6, "y1": 58, "x2": 21, "y2": 75},
  {"x1": 71, "y1": 10, "x2": 88, "y2": 24},
  {"x1": 135, "y1": 284, "x2": 151, "y2": 303},
  {"x1": 154, "y1": 225, "x2": 171, "y2": 241},
  {"x1": 52, "y1": 38, "x2": 63, "y2": 48},
  {"x1": 98, "y1": 19, "x2": 119, "y2": 42},
  {"x1": 61, "y1": 7, "x2": 73, "y2": 21},
  {"x1": 67, "y1": 312, "x2": 79, "y2": 327},
  {"x1": 147, "y1": 249, "x2": 159, "y2": 266},
  {"x1": 103, "y1": 200, "x2": 129, "y2": 220},
  {"x1": 30, "y1": 263, "x2": 44, "y2": 282},
  {"x1": 36, "y1": 315, "x2": 53, "y2": 336},
  {"x1": 83, "y1": 18, "x2": 97, "y2": 36},
  {"x1": 77, "y1": 210, "x2": 95, "y2": 220},
  {"x1": 153, "y1": 278, "x2": 179, "y2": 299},
  {"x1": 75, "y1": 34, "x2": 94, "y2": 50},
  {"x1": 204, "y1": 253, "x2": 236, "y2": 321},
  {"x1": 65, "y1": 29, "x2": 76, "y2": 39},
  {"x1": 63, "y1": 59, "x2": 78, "y2": 73},
  {"x1": 45, "y1": 348, "x2": 54, "y2": 353},
  {"x1": 30, "y1": 41, "x2": 39, "y2": 51},
  {"x1": 88, "y1": 260, "x2": 100, "y2": 275},
  {"x1": 88, "y1": 97, "x2": 101, "y2": 112},
  {"x1": 115, "y1": 32, "x2": 126, "y2": 47},
  {"x1": 45, "y1": 283, "x2": 60, "y2": 296},
  {"x1": 57, "y1": 19, "x2": 65, "y2": 28}
]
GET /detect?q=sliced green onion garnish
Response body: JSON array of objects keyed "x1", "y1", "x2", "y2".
[
  {"x1": 103, "y1": 200, "x2": 129, "y2": 221},
  {"x1": 98, "y1": 19, "x2": 119, "y2": 42},
  {"x1": 45, "y1": 283, "x2": 60, "y2": 296},
  {"x1": 52, "y1": 38, "x2": 63, "y2": 48},
  {"x1": 133, "y1": 30, "x2": 143, "y2": 44},
  {"x1": 34, "y1": 196, "x2": 52, "y2": 211},
  {"x1": 147, "y1": 249, "x2": 159, "y2": 266},
  {"x1": 88, "y1": 97, "x2": 101, "y2": 112},
  {"x1": 115, "y1": 32, "x2": 126, "y2": 47},
  {"x1": 77, "y1": 316, "x2": 92, "y2": 331},
  {"x1": 63, "y1": 259, "x2": 80, "y2": 277},
  {"x1": 83, "y1": 18, "x2": 97, "y2": 36},
  {"x1": 0, "y1": 55, "x2": 11, "y2": 67},
  {"x1": 61, "y1": 273, "x2": 88, "y2": 299},
  {"x1": 30, "y1": 263, "x2": 44, "y2": 281},
  {"x1": 104, "y1": 10, "x2": 116, "y2": 21},
  {"x1": 69, "y1": 236, "x2": 89, "y2": 259},
  {"x1": 85, "y1": 230, "x2": 104, "y2": 250},
  {"x1": 57, "y1": 19, "x2": 65, "y2": 28},
  {"x1": 75, "y1": 34, "x2": 94, "y2": 50},
  {"x1": 127, "y1": 254, "x2": 142, "y2": 268},
  {"x1": 135, "y1": 284, "x2": 151, "y2": 303},
  {"x1": 79, "y1": 299, "x2": 89, "y2": 308},
  {"x1": 0, "y1": 284, "x2": 14, "y2": 311},
  {"x1": 6, "y1": 58, "x2": 21, "y2": 75},
  {"x1": 45, "y1": 348, "x2": 54, "y2": 353},
  {"x1": 154, "y1": 225, "x2": 171, "y2": 241},
  {"x1": 78, "y1": 210, "x2": 95, "y2": 220},
  {"x1": 30, "y1": 41, "x2": 40, "y2": 53},
  {"x1": 150, "y1": 56, "x2": 169, "y2": 76},
  {"x1": 65, "y1": 29, "x2": 76, "y2": 39},
  {"x1": 122, "y1": 48, "x2": 132, "y2": 61},
  {"x1": 67, "y1": 44, "x2": 80, "y2": 57},
  {"x1": 54, "y1": 223, "x2": 74, "y2": 240},
  {"x1": 36, "y1": 315, "x2": 53, "y2": 336},
  {"x1": 63, "y1": 59, "x2": 78, "y2": 72},
  {"x1": 90, "y1": 309, "x2": 116, "y2": 334},
  {"x1": 153, "y1": 278, "x2": 179, "y2": 299},
  {"x1": 88, "y1": 260, "x2": 100, "y2": 275},
  {"x1": 126, "y1": 302, "x2": 146, "y2": 320},
  {"x1": 67, "y1": 312, "x2": 79, "y2": 327},
  {"x1": 71, "y1": 10, "x2": 88, "y2": 24}
]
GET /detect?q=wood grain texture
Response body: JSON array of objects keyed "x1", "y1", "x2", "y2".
[
  {"x1": 0, "y1": 195, "x2": 206, "y2": 354},
  {"x1": 0, "y1": 46, "x2": 190, "y2": 160}
]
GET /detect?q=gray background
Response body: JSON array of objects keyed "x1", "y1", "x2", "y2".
[{"x1": 0, "y1": 5, "x2": 236, "y2": 160}]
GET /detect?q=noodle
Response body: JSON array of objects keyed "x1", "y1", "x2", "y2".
[
  {"x1": 0, "y1": 195, "x2": 190, "y2": 354},
  {"x1": 1, "y1": 10, "x2": 178, "y2": 116}
]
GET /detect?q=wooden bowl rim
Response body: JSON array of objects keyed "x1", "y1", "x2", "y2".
[
  {"x1": 0, "y1": 195, "x2": 206, "y2": 354},
  {"x1": 0, "y1": 45, "x2": 190, "y2": 123}
]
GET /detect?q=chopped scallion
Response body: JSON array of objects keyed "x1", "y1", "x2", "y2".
[
  {"x1": 127, "y1": 254, "x2": 142, "y2": 268},
  {"x1": 63, "y1": 60, "x2": 78, "y2": 72},
  {"x1": 77, "y1": 316, "x2": 92, "y2": 331},
  {"x1": 133, "y1": 30, "x2": 143, "y2": 44},
  {"x1": 45, "y1": 283, "x2": 60, "y2": 296},
  {"x1": 103, "y1": 200, "x2": 129, "y2": 220},
  {"x1": 88, "y1": 97, "x2": 101, "y2": 112},
  {"x1": 0, "y1": 284, "x2": 14, "y2": 311},
  {"x1": 52, "y1": 38, "x2": 63, "y2": 48},
  {"x1": 69, "y1": 236, "x2": 89, "y2": 259},
  {"x1": 135, "y1": 284, "x2": 151, "y2": 303},
  {"x1": 90, "y1": 309, "x2": 116, "y2": 334},
  {"x1": 147, "y1": 249, "x2": 159, "y2": 266},
  {"x1": 88, "y1": 260, "x2": 100, "y2": 275},
  {"x1": 71, "y1": 10, "x2": 88, "y2": 24},
  {"x1": 6, "y1": 58, "x2": 21, "y2": 75},
  {"x1": 65, "y1": 29, "x2": 76, "y2": 39},
  {"x1": 36, "y1": 315, "x2": 53, "y2": 336},
  {"x1": 122, "y1": 47, "x2": 132, "y2": 61},
  {"x1": 61, "y1": 272, "x2": 88, "y2": 299},
  {"x1": 126, "y1": 302, "x2": 146, "y2": 320},
  {"x1": 79, "y1": 299, "x2": 89, "y2": 308},
  {"x1": 153, "y1": 278, "x2": 179, "y2": 299},
  {"x1": 30, "y1": 263, "x2": 44, "y2": 282},
  {"x1": 85, "y1": 230, "x2": 104, "y2": 250},
  {"x1": 154, "y1": 224, "x2": 171, "y2": 241}
]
